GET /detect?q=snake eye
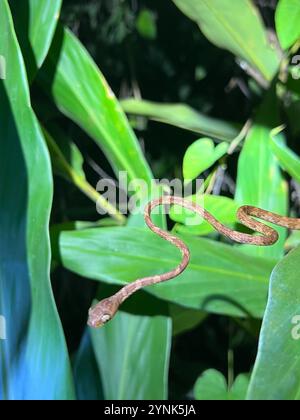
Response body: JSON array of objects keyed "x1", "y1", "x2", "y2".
[{"x1": 101, "y1": 314, "x2": 111, "y2": 324}]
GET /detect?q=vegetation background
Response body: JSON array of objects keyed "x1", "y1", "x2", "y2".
[{"x1": 1, "y1": 0, "x2": 300, "y2": 400}]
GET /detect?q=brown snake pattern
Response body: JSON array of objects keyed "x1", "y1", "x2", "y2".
[{"x1": 88, "y1": 196, "x2": 300, "y2": 328}]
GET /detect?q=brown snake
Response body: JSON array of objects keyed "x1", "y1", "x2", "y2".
[{"x1": 88, "y1": 196, "x2": 300, "y2": 328}]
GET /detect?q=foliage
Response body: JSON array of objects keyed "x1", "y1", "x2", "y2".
[{"x1": 1, "y1": 0, "x2": 300, "y2": 401}]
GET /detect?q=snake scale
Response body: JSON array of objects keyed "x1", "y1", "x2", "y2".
[{"x1": 88, "y1": 196, "x2": 300, "y2": 328}]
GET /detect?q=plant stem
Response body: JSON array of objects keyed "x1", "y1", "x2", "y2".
[{"x1": 45, "y1": 130, "x2": 126, "y2": 225}]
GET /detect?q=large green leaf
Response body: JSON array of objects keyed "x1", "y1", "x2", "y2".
[
  {"x1": 38, "y1": 25, "x2": 171, "y2": 399},
  {"x1": 38, "y1": 26, "x2": 154, "y2": 190},
  {"x1": 91, "y1": 301, "x2": 171, "y2": 400},
  {"x1": 172, "y1": 0, "x2": 279, "y2": 82},
  {"x1": 270, "y1": 134, "x2": 300, "y2": 183},
  {"x1": 275, "y1": 0, "x2": 300, "y2": 50},
  {"x1": 0, "y1": 0, "x2": 74, "y2": 400},
  {"x1": 9, "y1": 0, "x2": 62, "y2": 79},
  {"x1": 73, "y1": 329, "x2": 104, "y2": 401},
  {"x1": 235, "y1": 93, "x2": 288, "y2": 259},
  {"x1": 88, "y1": 218, "x2": 171, "y2": 399},
  {"x1": 60, "y1": 227, "x2": 275, "y2": 318},
  {"x1": 121, "y1": 98, "x2": 239, "y2": 141},
  {"x1": 247, "y1": 246, "x2": 300, "y2": 400}
]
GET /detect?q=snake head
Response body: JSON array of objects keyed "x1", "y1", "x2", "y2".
[{"x1": 87, "y1": 297, "x2": 119, "y2": 328}]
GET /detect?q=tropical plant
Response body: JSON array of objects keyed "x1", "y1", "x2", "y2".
[{"x1": 1, "y1": 0, "x2": 300, "y2": 401}]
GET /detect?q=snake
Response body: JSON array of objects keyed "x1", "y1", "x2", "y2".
[{"x1": 87, "y1": 195, "x2": 300, "y2": 328}]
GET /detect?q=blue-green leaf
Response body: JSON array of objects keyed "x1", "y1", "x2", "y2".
[
  {"x1": 248, "y1": 246, "x2": 300, "y2": 400},
  {"x1": 91, "y1": 305, "x2": 171, "y2": 400},
  {"x1": 0, "y1": 0, "x2": 74, "y2": 400},
  {"x1": 73, "y1": 329, "x2": 103, "y2": 401}
]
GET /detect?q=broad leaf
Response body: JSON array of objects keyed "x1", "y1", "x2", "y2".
[
  {"x1": 247, "y1": 246, "x2": 300, "y2": 400},
  {"x1": 88, "y1": 174, "x2": 170, "y2": 399},
  {"x1": 9, "y1": 0, "x2": 62, "y2": 79},
  {"x1": 194, "y1": 369, "x2": 249, "y2": 400},
  {"x1": 275, "y1": 0, "x2": 300, "y2": 50},
  {"x1": 39, "y1": 26, "x2": 154, "y2": 190},
  {"x1": 91, "y1": 297, "x2": 171, "y2": 400},
  {"x1": 60, "y1": 227, "x2": 275, "y2": 318},
  {"x1": 183, "y1": 138, "x2": 228, "y2": 181},
  {"x1": 121, "y1": 98, "x2": 239, "y2": 141},
  {"x1": 172, "y1": 0, "x2": 279, "y2": 82},
  {"x1": 270, "y1": 134, "x2": 300, "y2": 183},
  {"x1": 235, "y1": 92, "x2": 288, "y2": 259},
  {"x1": 0, "y1": 1, "x2": 74, "y2": 400},
  {"x1": 73, "y1": 329, "x2": 104, "y2": 401}
]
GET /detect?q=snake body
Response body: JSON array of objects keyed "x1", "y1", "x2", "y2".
[{"x1": 88, "y1": 196, "x2": 300, "y2": 328}]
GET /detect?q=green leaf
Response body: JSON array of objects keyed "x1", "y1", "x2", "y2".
[
  {"x1": 121, "y1": 99, "x2": 239, "y2": 141},
  {"x1": 43, "y1": 128, "x2": 126, "y2": 224},
  {"x1": 9, "y1": 0, "x2": 61, "y2": 79},
  {"x1": 136, "y1": 9, "x2": 157, "y2": 40},
  {"x1": 60, "y1": 227, "x2": 275, "y2": 318},
  {"x1": 247, "y1": 246, "x2": 300, "y2": 400},
  {"x1": 285, "y1": 231, "x2": 300, "y2": 251},
  {"x1": 172, "y1": 0, "x2": 279, "y2": 82},
  {"x1": 89, "y1": 200, "x2": 170, "y2": 400},
  {"x1": 235, "y1": 93, "x2": 288, "y2": 259},
  {"x1": 169, "y1": 304, "x2": 207, "y2": 336},
  {"x1": 230, "y1": 374, "x2": 250, "y2": 400},
  {"x1": 38, "y1": 26, "x2": 154, "y2": 191},
  {"x1": 73, "y1": 329, "x2": 104, "y2": 400},
  {"x1": 194, "y1": 370, "x2": 249, "y2": 400},
  {"x1": 44, "y1": 127, "x2": 86, "y2": 182},
  {"x1": 0, "y1": 0, "x2": 74, "y2": 399},
  {"x1": 91, "y1": 305, "x2": 171, "y2": 400},
  {"x1": 270, "y1": 134, "x2": 300, "y2": 183},
  {"x1": 170, "y1": 194, "x2": 239, "y2": 236},
  {"x1": 275, "y1": 0, "x2": 300, "y2": 50},
  {"x1": 194, "y1": 370, "x2": 228, "y2": 400},
  {"x1": 183, "y1": 138, "x2": 228, "y2": 181}
]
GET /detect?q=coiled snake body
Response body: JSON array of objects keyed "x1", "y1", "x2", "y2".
[{"x1": 88, "y1": 196, "x2": 300, "y2": 328}]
